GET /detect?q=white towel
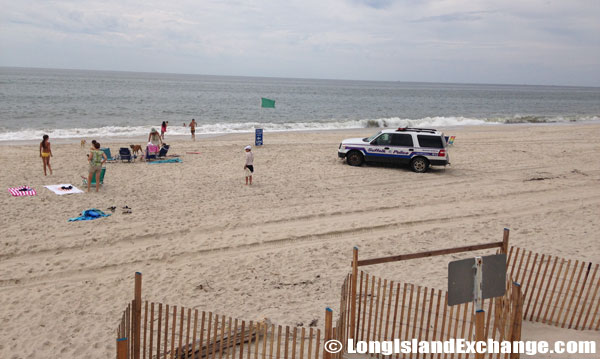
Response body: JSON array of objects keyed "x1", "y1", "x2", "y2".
[{"x1": 44, "y1": 184, "x2": 84, "y2": 195}]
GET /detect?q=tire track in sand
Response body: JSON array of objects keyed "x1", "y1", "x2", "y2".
[{"x1": 1, "y1": 194, "x2": 598, "y2": 289}]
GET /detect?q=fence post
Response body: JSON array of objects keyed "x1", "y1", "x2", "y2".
[
  {"x1": 324, "y1": 308, "x2": 333, "y2": 359},
  {"x1": 510, "y1": 282, "x2": 523, "y2": 359},
  {"x1": 501, "y1": 228, "x2": 510, "y2": 255},
  {"x1": 475, "y1": 256, "x2": 485, "y2": 359},
  {"x1": 475, "y1": 310, "x2": 485, "y2": 359},
  {"x1": 133, "y1": 272, "x2": 142, "y2": 359},
  {"x1": 117, "y1": 337, "x2": 128, "y2": 359},
  {"x1": 350, "y1": 247, "x2": 358, "y2": 341}
]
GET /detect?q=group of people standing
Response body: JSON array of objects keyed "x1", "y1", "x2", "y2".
[
  {"x1": 38, "y1": 118, "x2": 255, "y2": 192},
  {"x1": 154, "y1": 119, "x2": 196, "y2": 141},
  {"x1": 40, "y1": 135, "x2": 107, "y2": 191}
]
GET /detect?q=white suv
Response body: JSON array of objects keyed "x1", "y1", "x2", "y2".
[{"x1": 338, "y1": 128, "x2": 450, "y2": 173}]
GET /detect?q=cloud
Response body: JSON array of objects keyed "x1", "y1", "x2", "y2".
[
  {"x1": 412, "y1": 11, "x2": 494, "y2": 23},
  {"x1": 0, "y1": 0, "x2": 598, "y2": 85},
  {"x1": 349, "y1": 0, "x2": 395, "y2": 10}
]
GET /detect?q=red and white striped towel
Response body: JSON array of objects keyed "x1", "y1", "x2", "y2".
[{"x1": 8, "y1": 186, "x2": 37, "y2": 197}]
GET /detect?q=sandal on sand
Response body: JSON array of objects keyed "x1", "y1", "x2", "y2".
[
  {"x1": 122, "y1": 209, "x2": 132, "y2": 214},
  {"x1": 107, "y1": 206, "x2": 116, "y2": 212},
  {"x1": 123, "y1": 205, "x2": 131, "y2": 209}
]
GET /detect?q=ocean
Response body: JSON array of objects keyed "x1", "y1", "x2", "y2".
[{"x1": 1, "y1": 67, "x2": 599, "y2": 141}]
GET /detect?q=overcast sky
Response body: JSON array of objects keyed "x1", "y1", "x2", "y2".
[{"x1": 1, "y1": 0, "x2": 598, "y2": 86}]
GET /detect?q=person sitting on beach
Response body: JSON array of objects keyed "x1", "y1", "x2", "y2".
[
  {"x1": 87, "y1": 141, "x2": 107, "y2": 192},
  {"x1": 39, "y1": 134, "x2": 53, "y2": 176},
  {"x1": 244, "y1": 145, "x2": 254, "y2": 185},
  {"x1": 189, "y1": 119, "x2": 197, "y2": 141}
]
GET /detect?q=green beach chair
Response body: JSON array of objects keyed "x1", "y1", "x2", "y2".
[
  {"x1": 101, "y1": 148, "x2": 117, "y2": 162},
  {"x1": 82, "y1": 167, "x2": 106, "y2": 186}
]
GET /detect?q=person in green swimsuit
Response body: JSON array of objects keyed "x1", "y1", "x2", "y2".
[{"x1": 87, "y1": 141, "x2": 107, "y2": 192}]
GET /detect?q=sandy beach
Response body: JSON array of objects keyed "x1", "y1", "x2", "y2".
[{"x1": 1, "y1": 123, "x2": 599, "y2": 358}]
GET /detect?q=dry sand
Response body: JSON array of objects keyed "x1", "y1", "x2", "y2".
[{"x1": 1, "y1": 123, "x2": 599, "y2": 358}]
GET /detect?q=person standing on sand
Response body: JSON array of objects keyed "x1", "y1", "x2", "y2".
[
  {"x1": 244, "y1": 145, "x2": 254, "y2": 185},
  {"x1": 161, "y1": 121, "x2": 167, "y2": 139},
  {"x1": 148, "y1": 128, "x2": 163, "y2": 147},
  {"x1": 189, "y1": 119, "x2": 197, "y2": 141},
  {"x1": 39, "y1": 134, "x2": 53, "y2": 176},
  {"x1": 87, "y1": 141, "x2": 107, "y2": 192}
]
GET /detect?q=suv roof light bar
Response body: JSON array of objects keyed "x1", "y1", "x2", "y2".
[{"x1": 396, "y1": 127, "x2": 437, "y2": 133}]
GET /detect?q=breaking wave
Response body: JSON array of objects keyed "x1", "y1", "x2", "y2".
[{"x1": 0, "y1": 115, "x2": 598, "y2": 141}]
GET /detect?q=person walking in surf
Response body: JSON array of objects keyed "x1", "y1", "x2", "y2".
[{"x1": 189, "y1": 119, "x2": 197, "y2": 141}]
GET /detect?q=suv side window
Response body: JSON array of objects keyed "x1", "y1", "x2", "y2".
[
  {"x1": 372, "y1": 133, "x2": 392, "y2": 146},
  {"x1": 417, "y1": 135, "x2": 444, "y2": 148},
  {"x1": 391, "y1": 134, "x2": 414, "y2": 147}
]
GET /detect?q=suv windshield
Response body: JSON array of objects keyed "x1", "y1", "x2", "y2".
[{"x1": 364, "y1": 131, "x2": 382, "y2": 142}]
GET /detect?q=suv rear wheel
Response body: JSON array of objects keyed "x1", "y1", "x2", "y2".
[
  {"x1": 410, "y1": 157, "x2": 429, "y2": 173},
  {"x1": 346, "y1": 151, "x2": 364, "y2": 166}
]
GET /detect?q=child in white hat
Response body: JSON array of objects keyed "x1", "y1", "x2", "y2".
[{"x1": 244, "y1": 145, "x2": 254, "y2": 185}]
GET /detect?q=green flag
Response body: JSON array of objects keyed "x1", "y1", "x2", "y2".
[{"x1": 261, "y1": 97, "x2": 275, "y2": 108}]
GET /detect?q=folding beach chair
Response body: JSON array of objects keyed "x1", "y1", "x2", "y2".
[
  {"x1": 146, "y1": 145, "x2": 160, "y2": 161},
  {"x1": 101, "y1": 148, "x2": 117, "y2": 162},
  {"x1": 158, "y1": 144, "x2": 170, "y2": 157},
  {"x1": 119, "y1": 147, "x2": 134, "y2": 162},
  {"x1": 82, "y1": 167, "x2": 106, "y2": 186}
]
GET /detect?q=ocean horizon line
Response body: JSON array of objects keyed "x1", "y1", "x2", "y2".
[{"x1": 2, "y1": 65, "x2": 599, "y2": 89}]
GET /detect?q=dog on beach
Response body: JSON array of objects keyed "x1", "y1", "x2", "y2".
[
  {"x1": 80, "y1": 139, "x2": 86, "y2": 148},
  {"x1": 130, "y1": 144, "x2": 143, "y2": 156}
]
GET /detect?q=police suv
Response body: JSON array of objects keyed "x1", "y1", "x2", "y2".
[{"x1": 337, "y1": 128, "x2": 450, "y2": 173}]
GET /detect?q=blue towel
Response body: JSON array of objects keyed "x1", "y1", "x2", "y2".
[
  {"x1": 148, "y1": 158, "x2": 182, "y2": 164},
  {"x1": 68, "y1": 208, "x2": 111, "y2": 222}
]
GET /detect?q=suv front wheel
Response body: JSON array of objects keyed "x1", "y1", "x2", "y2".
[
  {"x1": 410, "y1": 157, "x2": 429, "y2": 173},
  {"x1": 346, "y1": 151, "x2": 364, "y2": 166}
]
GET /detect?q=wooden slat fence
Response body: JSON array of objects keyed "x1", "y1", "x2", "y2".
[
  {"x1": 117, "y1": 270, "x2": 523, "y2": 359},
  {"x1": 117, "y1": 302, "x2": 131, "y2": 358},
  {"x1": 506, "y1": 246, "x2": 600, "y2": 330},
  {"x1": 117, "y1": 302, "x2": 323, "y2": 359},
  {"x1": 333, "y1": 274, "x2": 351, "y2": 359},
  {"x1": 346, "y1": 270, "x2": 522, "y2": 359}
]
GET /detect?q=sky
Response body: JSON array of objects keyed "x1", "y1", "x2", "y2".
[{"x1": 1, "y1": 0, "x2": 599, "y2": 86}]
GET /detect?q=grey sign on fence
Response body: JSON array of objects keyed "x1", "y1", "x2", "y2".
[{"x1": 448, "y1": 253, "x2": 506, "y2": 306}]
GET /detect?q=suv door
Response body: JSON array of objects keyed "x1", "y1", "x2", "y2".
[
  {"x1": 389, "y1": 133, "x2": 415, "y2": 164},
  {"x1": 367, "y1": 133, "x2": 393, "y2": 163},
  {"x1": 416, "y1": 134, "x2": 446, "y2": 164}
]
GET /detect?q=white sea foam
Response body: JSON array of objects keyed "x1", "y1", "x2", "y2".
[{"x1": 0, "y1": 116, "x2": 598, "y2": 141}]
